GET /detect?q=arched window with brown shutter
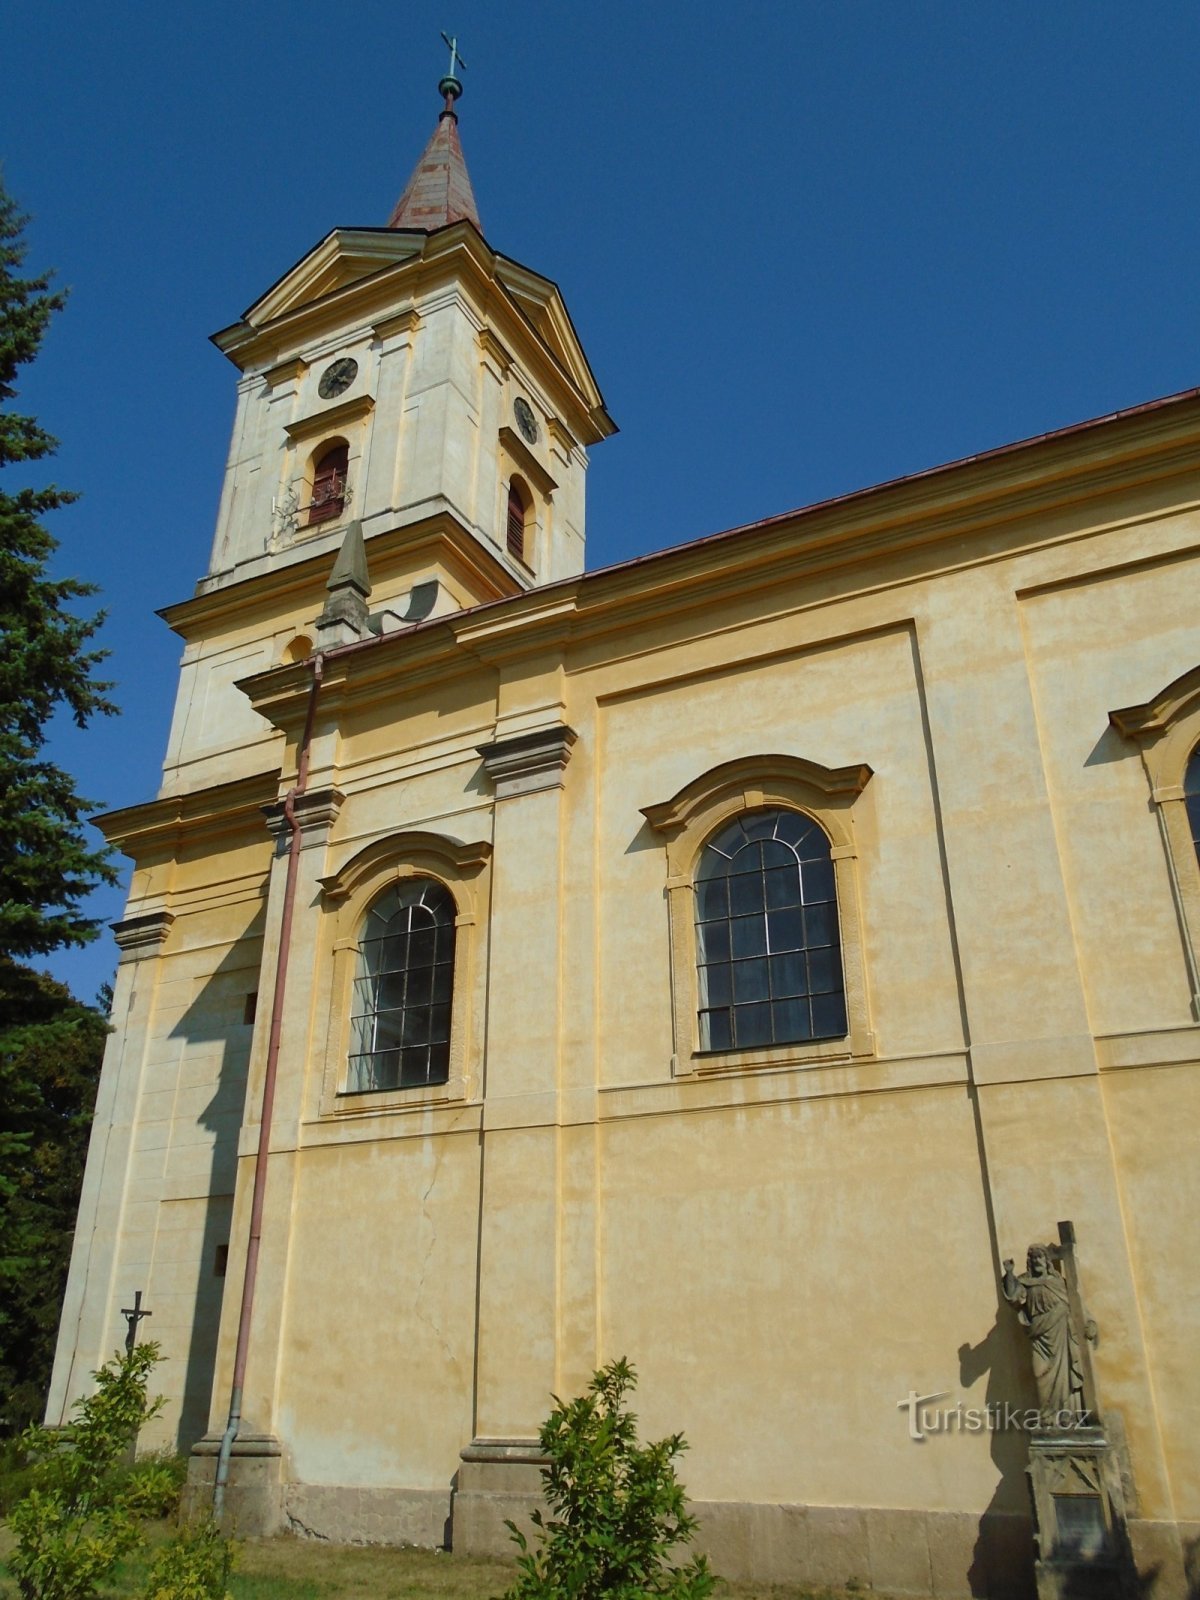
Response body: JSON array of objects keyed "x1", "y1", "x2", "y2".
[
  {"x1": 507, "y1": 478, "x2": 529, "y2": 562},
  {"x1": 308, "y1": 442, "x2": 348, "y2": 526}
]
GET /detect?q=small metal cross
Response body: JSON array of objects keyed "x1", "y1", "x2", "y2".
[
  {"x1": 121, "y1": 1290, "x2": 152, "y2": 1353},
  {"x1": 441, "y1": 31, "x2": 467, "y2": 79}
]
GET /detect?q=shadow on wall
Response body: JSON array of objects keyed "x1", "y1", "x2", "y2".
[
  {"x1": 164, "y1": 903, "x2": 267, "y2": 1452},
  {"x1": 958, "y1": 1307, "x2": 1039, "y2": 1598}
]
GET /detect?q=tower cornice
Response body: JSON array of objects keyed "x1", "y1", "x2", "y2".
[{"x1": 211, "y1": 224, "x2": 615, "y2": 447}]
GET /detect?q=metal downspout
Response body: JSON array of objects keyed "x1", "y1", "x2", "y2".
[{"x1": 213, "y1": 653, "x2": 324, "y2": 1520}]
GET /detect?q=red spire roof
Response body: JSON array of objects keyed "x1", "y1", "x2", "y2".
[{"x1": 387, "y1": 107, "x2": 481, "y2": 233}]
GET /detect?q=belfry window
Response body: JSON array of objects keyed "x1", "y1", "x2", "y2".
[
  {"x1": 348, "y1": 879, "x2": 455, "y2": 1092},
  {"x1": 506, "y1": 478, "x2": 530, "y2": 562},
  {"x1": 308, "y1": 442, "x2": 348, "y2": 526},
  {"x1": 695, "y1": 809, "x2": 846, "y2": 1051}
]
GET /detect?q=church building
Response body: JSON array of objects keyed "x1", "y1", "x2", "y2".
[{"x1": 49, "y1": 63, "x2": 1200, "y2": 1600}]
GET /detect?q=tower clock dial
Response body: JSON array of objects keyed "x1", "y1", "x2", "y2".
[
  {"x1": 318, "y1": 358, "x2": 358, "y2": 399},
  {"x1": 514, "y1": 397, "x2": 539, "y2": 444}
]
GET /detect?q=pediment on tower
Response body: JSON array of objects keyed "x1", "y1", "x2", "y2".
[
  {"x1": 494, "y1": 255, "x2": 607, "y2": 415},
  {"x1": 213, "y1": 229, "x2": 427, "y2": 356}
]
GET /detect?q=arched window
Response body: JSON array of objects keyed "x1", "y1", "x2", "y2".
[
  {"x1": 694, "y1": 809, "x2": 846, "y2": 1052},
  {"x1": 348, "y1": 878, "x2": 456, "y2": 1092},
  {"x1": 506, "y1": 478, "x2": 530, "y2": 562},
  {"x1": 308, "y1": 441, "x2": 348, "y2": 526},
  {"x1": 1186, "y1": 746, "x2": 1200, "y2": 864}
]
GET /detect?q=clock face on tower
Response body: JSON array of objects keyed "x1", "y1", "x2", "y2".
[
  {"x1": 514, "y1": 396, "x2": 539, "y2": 444},
  {"x1": 318, "y1": 358, "x2": 358, "y2": 399}
]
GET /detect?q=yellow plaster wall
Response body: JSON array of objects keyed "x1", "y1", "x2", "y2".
[
  {"x1": 1101, "y1": 1063, "x2": 1200, "y2": 1517},
  {"x1": 275, "y1": 1132, "x2": 481, "y2": 1486},
  {"x1": 593, "y1": 623, "x2": 963, "y2": 1081},
  {"x1": 1018, "y1": 554, "x2": 1200, "y2": 1036},
  {"x1": 597, "y1": 1088, "x2": 1010, "y2": 1513}
]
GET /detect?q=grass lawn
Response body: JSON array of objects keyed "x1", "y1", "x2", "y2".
[{"x1": 0, "y1": 1521, "x2": 874, "y2": 1600}]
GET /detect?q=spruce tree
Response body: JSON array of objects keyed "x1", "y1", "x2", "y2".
[
  {"x1": 0, "y1": 177, "x2": 115, "y2": 961},
  {"x1": 0, "y1": 963, "x2": 108, "y2": 1433},
  {"x1": 0, "y1": 180, "x2": 116, "y2": 1432}
]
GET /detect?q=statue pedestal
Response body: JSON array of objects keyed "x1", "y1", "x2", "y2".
[{"x1": 1027, "y1": 1424, "x2": 1131, "y2": 1600}]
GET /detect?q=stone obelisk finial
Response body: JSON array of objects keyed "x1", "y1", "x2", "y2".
[{"x1": 314, "y1": 520, "x2": 371, "y2": 648}]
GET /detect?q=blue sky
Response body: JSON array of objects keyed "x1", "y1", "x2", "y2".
[{"x1": 6, "y1": 0, "x2": 1200, "y2": 1004}]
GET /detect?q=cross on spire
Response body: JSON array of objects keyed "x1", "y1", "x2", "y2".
[{"x1": 439, "y1": 31, "x2": 466, "y2": 112}]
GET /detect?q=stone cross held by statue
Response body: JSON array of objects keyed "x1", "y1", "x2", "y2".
[{"x1": 121, "y1": 1289, "x2": 151, "y2": 1353}]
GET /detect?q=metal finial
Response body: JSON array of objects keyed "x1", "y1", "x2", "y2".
[{"x1": 439, "y1": 31, "x2": 466, "y2": 112}]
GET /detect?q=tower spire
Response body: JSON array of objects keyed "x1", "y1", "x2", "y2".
[{"x1": 387, "y1": 36, "x2": 481, "y2": 234}]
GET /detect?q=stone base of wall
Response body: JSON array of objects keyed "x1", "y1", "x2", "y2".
[
  {"x1": 689, "y1": 1502, "x2": 1034, "y2": 1598},
  {"x1": 448, "y1": 1456, "x2": 1199, "y2": 1600},
  {"x1": 183, "y1": 1438, "x2": 1200, "y2": 1600},
  {"x1": 1126, "y1": 1520, "x2": 1200, "y2": 1600},
  {"x1": 184, "y1": 1434, "x2": 284, "y2": 1537},
  {"x1": 281, "y1": 1484, "x2": 451, "y2": 1547},
  {"x1": 451, "y1": 1439, "x2": 547, "y2": 1560}
]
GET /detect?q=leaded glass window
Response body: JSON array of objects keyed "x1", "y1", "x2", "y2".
[
  {"x1": 348, "y1": 879, "x2": 455, "y2": 1092},
  {"x1": 1186, "y1": 746, "x2": 1200, "y2": 864},
  {"x1": 695, "y1": 809, "x2": 846, "y2": 1052}
]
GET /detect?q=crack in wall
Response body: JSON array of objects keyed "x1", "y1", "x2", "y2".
[{"x1": 413, "y1": 1143, "x2": 459, "y2": 1374}]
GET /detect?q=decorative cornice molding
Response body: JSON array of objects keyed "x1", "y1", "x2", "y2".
[
  {"x1": 372, "y1": 307, "x2": 421, "y2": 341},
  {"x1": 318, "y1": 830, "x2": 492, "y2": 905},
  {"x1": 262, "y1": 786, "x2": 346, "y2": 843},
  {"x1": 642, "y1": 753, "x2": 874, "y2": 839},
  {"x1": 283, "y1": 393, "x2": 374, "y2": 445},
  {"x1": 547, "y1": 414, "x2": 577, "y2": 458},
  {"x1": 477, "y1": 327, "x2": 514, "y2": 374},
  {"x1": 95, "y1": 771, "x2": 281, "y2": 859},
  {"x1": 498, "y1": 425, "x2": 557, "y2": 498},
  {"x1": 477, "y1": 725, "x2": 577, "y2": 799},
  {"x1": 112, "y1": 910, "x2": 175, "y2": 960},
  {"x1": 1110, "y1": 664, "x2": 1200, "y2": 743},
  {"x1": 262, "y1": 357, "x2": 308, "y2": 388}
]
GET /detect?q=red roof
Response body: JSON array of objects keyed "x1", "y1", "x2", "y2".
[{"x1": 387, "y1": 110, "x2": 481, "y2": 233}]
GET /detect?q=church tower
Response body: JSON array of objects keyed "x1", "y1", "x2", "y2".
[
  {"x1": 47, "y1": 60, "x2": 613, "y2": 1462},
  {"x1": 158, "y1": 62, "x2": 614, "y2": 804}
]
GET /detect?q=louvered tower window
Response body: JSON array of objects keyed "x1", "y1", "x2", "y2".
[
  {"x1": 507, "y1": 479, "x2": 529, "y2": 561},
  {"x1": 308, "y1": 442, "x2": 348, "y2": 525}
]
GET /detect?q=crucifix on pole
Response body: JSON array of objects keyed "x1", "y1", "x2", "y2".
[{"x1": 121, "y1": 1290, "x2": 152, "y2": 1353}]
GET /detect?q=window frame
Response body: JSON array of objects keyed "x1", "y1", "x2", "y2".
[
  {"x1": 347, "y1": 876, "x2": 458, "y2": 1094},
  {"x1": 307, "y1": 440, "x2": 349, "y2": 526},
  {"x1": 642, "y1": 754, "x2": 875, "y2": 1075},
  {"x1": 315, "y1": 831, "x2": 492, "y2": 1115},
  {"x1": 506, "y1": 475, "x2": 531, "y2": 565},
  {"x1": 1111, "y1": 666, "x2": 1200, "y2": 1015}
]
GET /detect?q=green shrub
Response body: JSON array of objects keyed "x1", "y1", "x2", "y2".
[
  {"x1": 0, "y1": 1433, "x2": 36, "y2": 1515},
  {"x1": 503, "y1": 1356, "x2": 715, "y2": 1600},
  {"x1": 140, "y1": 1517, "x2": 235, "y2": 1600},
  {"x1": 7, "y1": 1343, "x2": 162, "y2": 1600},
  {"x1": 120, "y1": 1452, "x2": 188, "y2": 1521}
]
